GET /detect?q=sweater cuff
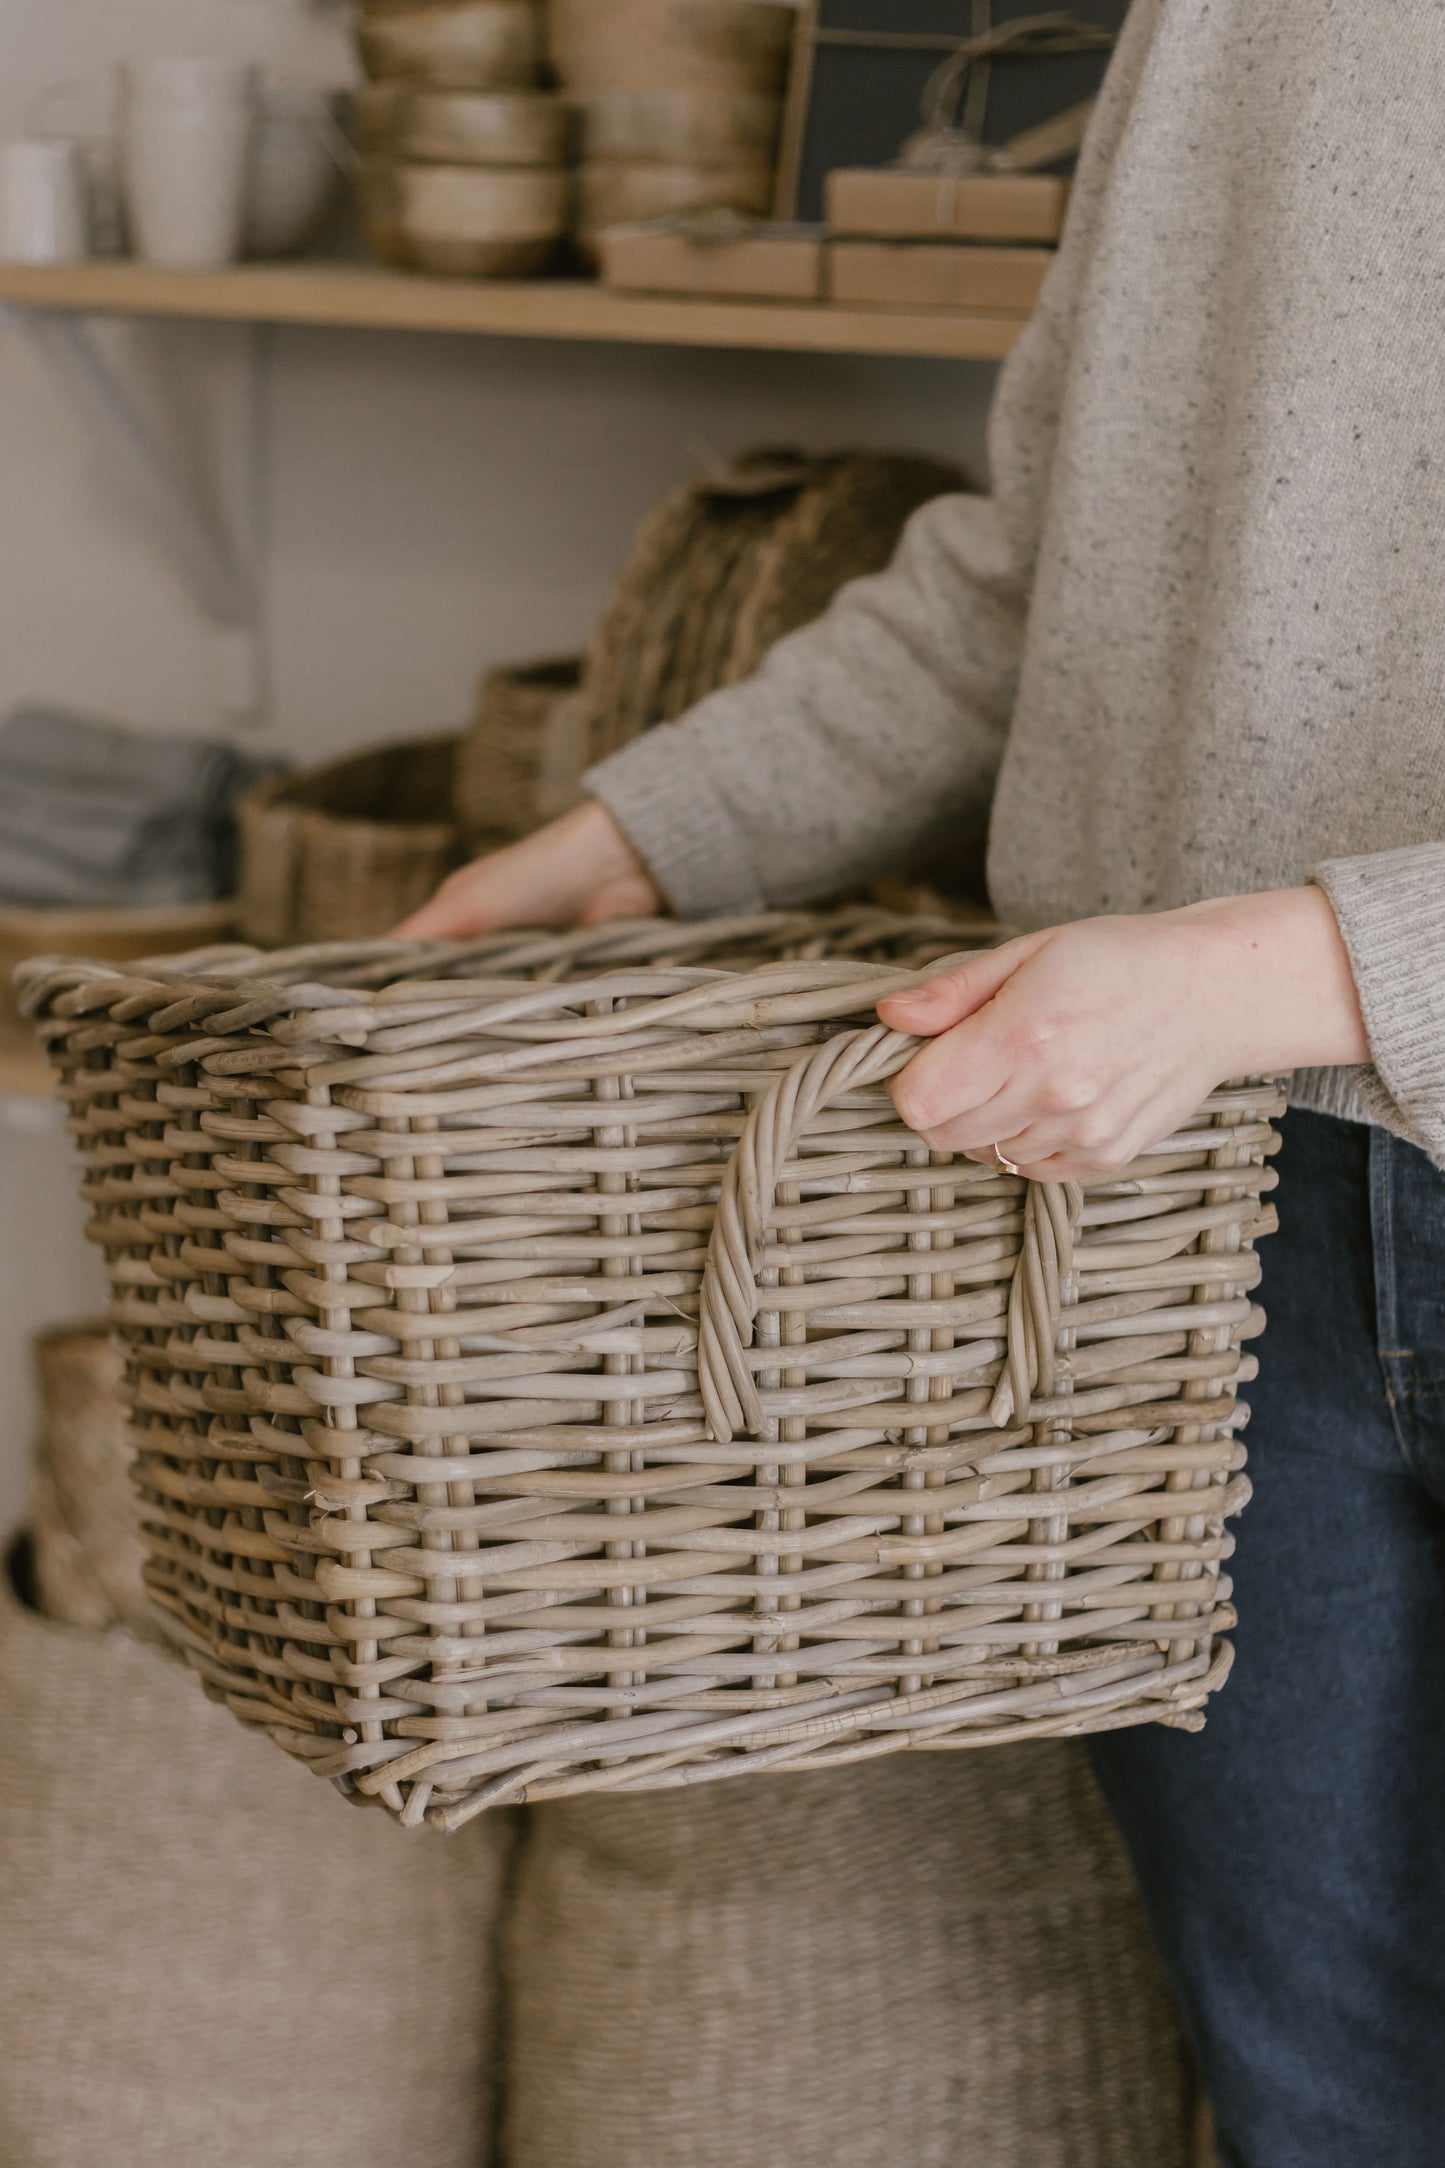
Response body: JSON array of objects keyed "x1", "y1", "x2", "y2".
[
  {"x1": 1313, "y1": 844, "x2": 1445, "y2": 1164},
  {"x1": 584, "y1": 714, "x2": 768, "y2": 919}
]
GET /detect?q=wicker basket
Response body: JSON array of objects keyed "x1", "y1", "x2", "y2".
[
  {"x1": 237, "y1": 734, "x2": 467, "y2": 946},
  {"x1": 28, "y1": 1320, "x2": 150, "y2": 1635},
  {"x1": 22, "y1": 910, "x2": 1282, "y2": 1833},
  {"x1": 451, "y1": 455, "x2": 966, "y2": 852},
  {"x1": 578, "y1": 449, "x2": 967, "y2": 763},
  {"x1": 455, "y1": 656, "x2": 584, "y2": 843}
]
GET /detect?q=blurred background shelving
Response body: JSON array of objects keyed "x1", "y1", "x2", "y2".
[{"x1": 0, "y1": 259, "x2": 1030, "y2": 359}]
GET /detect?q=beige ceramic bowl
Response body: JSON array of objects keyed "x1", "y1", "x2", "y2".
[
  {"x1": 548, "y1": 0, "x2": 794, "y2": 92},
  {"x1": 574, "y1": 85, "x2": 780, "y2": 165},
  {"x1": 357, "y1": 85, "x2": 570, "y2": 166},
  {"x1": 361, "y1": 158, "x2": 571, "y2": 275},
  {"x1": 577, "y1": 155, "x2": 773, "y2": 260},
  {"x1": 355, "y1": 0, "x2": 544, "y2": 90}
]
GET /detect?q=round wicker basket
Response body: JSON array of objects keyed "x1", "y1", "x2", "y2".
[
  {"x1": 456, "y1": 655, "x2": 584, "y2": 844},
  {"x1": 22, "y1": 910, "x2": 1282, "y2": 1832},
  {"x1": 28, "y1": 1321, "x2": 149, "y2": 1634},
  {"x1": 579, "y1": 449, "x2": 967, "y2": 763},
  {"x1": 237, "y1": 734, "x2": 467, "y2": 947}
]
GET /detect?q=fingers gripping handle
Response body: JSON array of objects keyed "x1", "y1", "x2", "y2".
[{"x1": 696, "y1": 1024, "x2": 1081, "y2": 1444}]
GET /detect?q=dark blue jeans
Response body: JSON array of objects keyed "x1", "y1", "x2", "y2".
[{"x1": 1089, "y1": 1109, "x2": 1445, "y2": 2168}]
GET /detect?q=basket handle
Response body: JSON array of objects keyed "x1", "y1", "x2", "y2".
[{"x1": 697, "y1": 1023, "x2": 1080, "y2": 1442}]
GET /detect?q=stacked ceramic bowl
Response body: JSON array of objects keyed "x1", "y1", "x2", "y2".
[
  {"x1": 546, "y1": 0, "x2": 795, "y2": 265},
  {"x1": 354, "y1": 0, "x2": 573, "y2": 275}
]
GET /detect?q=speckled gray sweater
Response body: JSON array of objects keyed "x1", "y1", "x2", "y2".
[{"x1": 587, "y1": 0, "x2": 1445, "y2": 1163}]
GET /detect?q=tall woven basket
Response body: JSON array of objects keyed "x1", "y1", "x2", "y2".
[{"x1": 22, "y1": 911, "x2": 1282, "y2": 1834}]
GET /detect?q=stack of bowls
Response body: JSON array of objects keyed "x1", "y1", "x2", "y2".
[
  {"x1": 354, "y1": 0, "x2": 573, "y2": 276},
  {"x1": 546, "y1": 0, "x2": 795, "y2": 264}
]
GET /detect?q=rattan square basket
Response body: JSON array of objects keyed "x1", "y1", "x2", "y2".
[{"x1": 21, "y1": 910, "x2": 1283, "y2": 1833}]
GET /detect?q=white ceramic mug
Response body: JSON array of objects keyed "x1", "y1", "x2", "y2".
[
  {"x1": 24, "y1": 81, "x2": 126, "y2": 255},
  {"x1": 117, "y1": 58, "x2": 258, "y2": 268},
  {"x1": 0, "y1": 138, "x2": 88, "y2": 263}
]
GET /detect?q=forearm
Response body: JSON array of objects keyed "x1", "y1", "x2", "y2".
[{"x1": 1174, "y1": 886, "x2": 1367, "y2": 1073}]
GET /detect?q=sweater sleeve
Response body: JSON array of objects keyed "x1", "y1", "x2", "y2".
[{"x1": 1313, "y1": 844, "x2": 1445, "y2": 1163}]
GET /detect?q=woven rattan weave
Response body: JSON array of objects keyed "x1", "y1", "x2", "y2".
[{"x1": 22, "y1": 911, "x2": 1283, "y2": 1832}]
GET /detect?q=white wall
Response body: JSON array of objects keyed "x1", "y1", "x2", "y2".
[{"x1": 0, "y1": 0, "x2": 1002, "y2": 1535}]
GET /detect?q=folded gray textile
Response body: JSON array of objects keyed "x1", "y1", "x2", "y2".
[{"x1": 0, "y1": 706, "x2": 281, "y2": 907}]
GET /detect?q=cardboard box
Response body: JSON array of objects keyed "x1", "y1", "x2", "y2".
[
  {"x1": 598, "y1": 220, "x2": 825, "y2": 302},
  {"x1": 826, "y1": 168, "x2": 1070, "y2": 245},
  {"x1": 828, "y1": 240, "x2": 1052, "y2": 313}
]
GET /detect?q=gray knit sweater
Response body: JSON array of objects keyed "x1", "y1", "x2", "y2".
[{"x1": 587, "y1": 0, "x2": 1445, "y2": 1164}]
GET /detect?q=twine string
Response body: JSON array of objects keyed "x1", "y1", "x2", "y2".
[{"x1": 900, "y1": 9, "x2": 1117, "y2": 179}]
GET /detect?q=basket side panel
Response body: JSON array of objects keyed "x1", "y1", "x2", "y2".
[{"x1": 272, "y1": 1000, "x2": 1281, "y2": 1828}]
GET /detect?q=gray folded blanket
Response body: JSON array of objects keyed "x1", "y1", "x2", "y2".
[{"x1": 0, "y1": 707, "x2": 281, "y2": 908}]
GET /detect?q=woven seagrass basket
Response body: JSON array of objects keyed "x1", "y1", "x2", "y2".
[
  {"x1": 29, "y1": 1320, "x2": 150, "y2": 1635},
  {"x1": 448, "y1": 454, "x2": 967, "y2": 848},
  {"x1": 455, "y1": 656, "x2": 584, "y2": 845},
  {"x1": 21, "y1": 910, "x2": 1282, "y2": 1833},
  {"x1": 237, "y1": 734, "x2": 468, "y2": 947},
  {"x1": 579, "y1": 449, "x2": 967, "y2": 763}
]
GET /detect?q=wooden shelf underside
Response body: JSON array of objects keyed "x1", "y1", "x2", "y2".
[{"x1": 0, "y1": 259, "x2": 1027, "y2": 360}]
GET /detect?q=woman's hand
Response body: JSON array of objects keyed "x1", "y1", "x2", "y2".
[
  {"x1": 395, "y1": 800, "x2": 661, "y2": 938},
  {"x1": 877, "y1": 886, "x2": 1369, "y2": 1182}
]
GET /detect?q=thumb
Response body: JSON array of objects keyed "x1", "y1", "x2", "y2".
[
  {"x1": 877, "y1": 933, "x2": 1044, "y2": 1037},
  {"x1": 395, "y1": 856, "x2": 510, "y2": 938},
  {"x1": 395, "y1": 890, "x2": 470, "y2": 940}
]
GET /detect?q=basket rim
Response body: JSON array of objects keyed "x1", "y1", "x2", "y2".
[{"x1": 16, "y1": 907, "x2": 985, "y2": 1049}]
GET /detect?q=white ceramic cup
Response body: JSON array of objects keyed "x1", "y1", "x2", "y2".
[
  {"x1": 117, "y1": 59, "x2": 258, "y2": 268},
  {"x1": 25, "y1": 81, "x2": 125, "y2": 255},
  {"x1": 0, "y1": 138, "x2": 88, "y2": 263}
]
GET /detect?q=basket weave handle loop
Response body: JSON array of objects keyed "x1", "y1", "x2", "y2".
[{"x1": 697, "y1": 1023, "x2": 1081, "y2": 1443}]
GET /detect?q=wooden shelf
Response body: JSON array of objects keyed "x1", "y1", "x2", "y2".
[{"x1": 0, "y1": 259, "x2": 1026, "y2": 361}]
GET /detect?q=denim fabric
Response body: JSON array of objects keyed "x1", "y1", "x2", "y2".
[{"x1": 1089, "y1": 1108, "x2": 1445, "y2": 2168}]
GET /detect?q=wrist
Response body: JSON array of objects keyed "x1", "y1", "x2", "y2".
[
  {"x1": 1177, "y1": 886, "x2": 1369, "y2": 1074},
  {"x1": 567, "y1": 798, "x2": 662, "y2": 918}
]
